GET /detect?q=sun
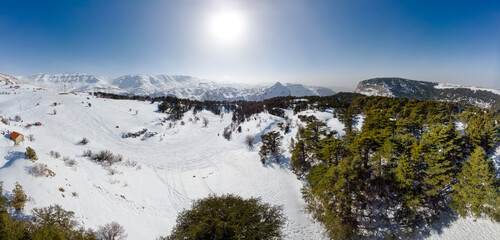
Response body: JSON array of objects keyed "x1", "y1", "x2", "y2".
[{"x1": 207, "y1": 9, "x2": 247, "y2": 45}]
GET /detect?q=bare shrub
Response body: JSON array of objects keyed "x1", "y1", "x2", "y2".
[
  {"x1": 80, "y1": 137, "x2": 89, "y2": 145},
  {"x1": 83, "y1": 150, "x2": 92, "y2": 157},
  {"x1": 123, "y1": 159, "x2": 137, "y2": 167},
  {"x1": 30, "y1": 163, "x2": 55, "y2": 177},
  {"x1": 222, "y1": 127, "x2": 232, "y2": 140},
  {"x1": 54, "y1": 152, "x2": 61, "y2": 159},
  {"x1": 25, "y1": 124, "x2": 32, "y2": 129},
  {"x1": 245, "y1": 135, "x2": 255, "y2": 149},
  {"x1": 203, "y1": 117, "x2": 209, "y2": 127},
  {"x1": 65, "y1": 159, "x2": 77, "y2": 167},
  {"x1": 53, "y1": 109, "x2": 57, "y2": 115},
  {"x1": 96, "y1": 221, "x2": 127, "y2": 240},
  {"x1": 14, "y1": 115, "x2": 21, "y2": 122},
  {"x1": 1, "y1": 118, "x2": 9, "y2": 125},
  {"x1": 27, "y1": 134, "x2": 35, "y2": 142},
  {"x1": 62, "y1": 156, "x2": 71, "y2": 162},
  {"x1": 49, "y1": 150, "x2": 55, "y2": 157},
  {"x1": 90, "y1": 150, "x2": 122, "y2": 165}
]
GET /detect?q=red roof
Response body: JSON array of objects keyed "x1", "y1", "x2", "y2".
[{"x1": 9, "y1": 131, "x2": 23, "y2": 139}]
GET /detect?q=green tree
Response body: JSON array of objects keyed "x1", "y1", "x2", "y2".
[
  {"x1": 167, "y1": 194, "x2": 285, "y2": 240},
  {"x1": 25, "y1": 147, "x2": 38, "y2": 161},
  {"x1": 291, "y1": 140, "x2": 310, "y2": 175},
  {"x1": 10, "y1": 182, "x2": 27, "y2": 211},
  {"x1": 259, "y1": 131, "x2": 283, "y2": 164},
  {"x1": 421, "y1": 124, "x2": 463, "y2": 199},
  {"x1": 451, "y1": 147, "x2": 500, "y2": 220}
]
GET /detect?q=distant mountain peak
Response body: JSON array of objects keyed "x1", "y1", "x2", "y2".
[{"x1": 17, "y1": 72, "x2": 335, "y2": 101}]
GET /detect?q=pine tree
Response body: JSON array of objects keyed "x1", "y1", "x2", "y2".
[
  {"x1": 259, "y1": 131, "x2": 283, "y2": 164},
  {"x1": 10, "y1": 182, "x2": 27, "y2": 211},
  {"x1": 291, "y1": 140, "x2": 310, "y2": 175},
  {"x1": 25, "y1": 147, "x2": 38, "y2": 161},
  {"x1": 451, "y1": 147, "x2": 500, "y2": 220},
  {"x1": 422, "y1": 124, "x2": 462, "y2": 199}
]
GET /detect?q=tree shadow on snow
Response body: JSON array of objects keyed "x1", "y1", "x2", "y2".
[
  {"x1": 1, "y1": 151, "x2": 25, "y2": 169},
  {"x1": 262, "y1": 154, "x2": 293, "y2": 171},
  {"x1": 410, "y1": 209, "x2": 459, "y2": 239}
]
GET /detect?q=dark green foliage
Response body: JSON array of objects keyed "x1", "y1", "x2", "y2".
[
  {"x1": 10, "y1": 182, "x2": 27, "y2": 211},
  {"x1": 167, "y1": 194, "x2": 285, "y2": 240},
  {"x1": 451, "y1": 147, "x2": 500, "y2": 220},
  {"x1": 293, "y1": 95, "x2": 500, "y2": 238},
  {"x1": 25, "y1": 147, "x2": 38, "y2": 161},
  {"x1": 259, "y1": 131, "x2": 283, "y2": 164},
  {"x1": 0, "y1": 183, "x2": 99, "y2": 240},
  {"x1": 291, "y1": 140, "x2": 310, "y2": 175}
]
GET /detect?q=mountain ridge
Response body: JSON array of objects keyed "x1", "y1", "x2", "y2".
[
  {"x1": 19, "y1": 73, "x2": 336, "y2": 101},
  {"x1": 356, "y1": 77, "x2": 500, "y2": 109}
]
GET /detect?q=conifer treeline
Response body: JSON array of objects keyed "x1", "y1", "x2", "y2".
[{"x1": 292, "y1": 97, "x2": 500, "y2": 239}]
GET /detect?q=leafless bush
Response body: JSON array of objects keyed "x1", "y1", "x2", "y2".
[
  {"x1": 53, "y1": 102, "x2": 58, "y2": 106},
  {"x1": 245, "y1": 135, "x2": 255, "y2": 149},
  {"x1": 27, "y1": 134, "x2": 35, "y2": 142},
  {"x1": 80, "y1": 137, "x2": 89, "y2": 145},
  {"x1": 1, "y1": 118, "x2": 9, "y2": 125},
  {"x1": 180, "y1": 121, "x2": 185, "y2": 126},
  {"x1": 30, "y1": 163, "x2": 55, "y2": 177},
  {"x1": 14, "y1": 115, "x2": 21, "y2": 122},
  {"x1": 54, "y1": 152, "x2": 61, "y2": 159},
  {"x1": 83, "y1": 150, "x2": 92, "y2": 157},
  {"x1": 194, "y1": 115, "x2": 200, "y2": 123},
  {"x1": 53, "y1": 109, "x2": 57, "y2": 115},
  {"x1": 65, "y1": 159, "x2": 77, "y2": 167},
  {"x1": 222, "y1": 127, "x2": 232, "y2": 140},
  {"x1": 62, "y1": 156, "x2": 70, "y2": 162},
  {"x1": 90, "y1": 150, "x2": 122, "y2": 165},
  {"x1": 123, "y1": 159, "x2": 137, "y2": 167},
  {"x1": 203, "y1": 117, "x2": 209, "y2": 127},
  {"x1": 96, "y1": 221, "x2": 127, "y2": 240},
  {"x1": 25, "y1": 124, "x2": 32, "y2": 129}
]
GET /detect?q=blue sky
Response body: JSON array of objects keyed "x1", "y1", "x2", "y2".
[{"x1": 0, "y1": 0, "x2": 499, "y2": 90}]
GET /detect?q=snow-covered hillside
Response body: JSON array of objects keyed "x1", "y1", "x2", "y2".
[
  {"x1": 1, "y1": 84, "x2": 499, "y2": 239},
  {"x1": 19, "y1": 73, "x2": 336, "y2": 101}
]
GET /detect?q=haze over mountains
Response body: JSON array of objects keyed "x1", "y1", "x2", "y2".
[{"x1": 18, "y1": 73, "x2": 336, "y2": 101}]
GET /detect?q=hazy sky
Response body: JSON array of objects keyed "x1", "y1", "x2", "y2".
[{"x1": 1, "y1": 0, "x2": 499, "y2": 90}]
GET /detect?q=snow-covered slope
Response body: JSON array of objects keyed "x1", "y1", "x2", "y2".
[
  {"x1": 0, "y1": 84, "x2": 499, "y2": 239},
  {"x1": 20, "y1": 73, "x2": 335, "y2": 101},
  {"x1": 0, "y1": 84, "x2": 328, "y2": 239}
]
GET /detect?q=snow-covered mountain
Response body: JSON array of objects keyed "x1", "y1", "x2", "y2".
[
  {"x1": 356, "y1": 77, "x2": 500, "y2": 109},
  {"x1": 20, "y1": 73, "x2": 335, "y2": 101}
]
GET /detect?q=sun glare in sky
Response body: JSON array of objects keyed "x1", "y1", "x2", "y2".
[{"x1": 206, "y1": 9, "x2": 247, "y2": 46}]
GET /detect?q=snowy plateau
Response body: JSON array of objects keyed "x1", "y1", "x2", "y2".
[{"x1": 0, "y1": 75, "x2": 499, "y2": 239}]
